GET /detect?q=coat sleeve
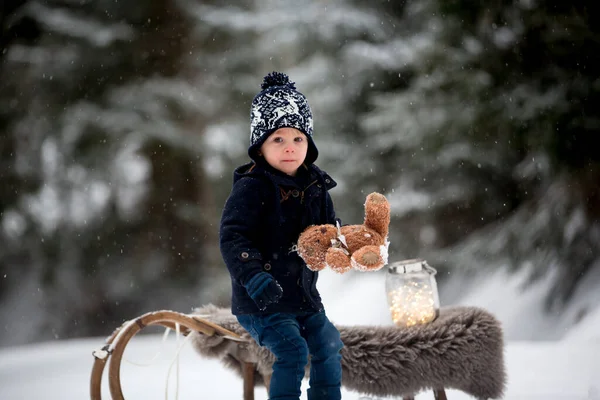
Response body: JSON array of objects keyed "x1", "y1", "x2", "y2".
[
  {"x1": 325, "y1": 191, "x2": 342, "y2": 226},
  {"x1": 220, "y1": 177, "x2": 269, "y2": 287}
]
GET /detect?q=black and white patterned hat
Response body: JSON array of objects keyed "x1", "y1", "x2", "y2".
[{"x1": 248, "y1": 72, "x2": 318, "y2": 164}]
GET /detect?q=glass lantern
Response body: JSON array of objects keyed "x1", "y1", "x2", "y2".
[{"x1": 385, "y1": 258, "x2": 440, "y2": 327}]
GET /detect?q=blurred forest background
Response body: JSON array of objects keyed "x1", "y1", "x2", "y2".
[{"x1": 1, "y1": 0, "x2": 598, "y2": 347}]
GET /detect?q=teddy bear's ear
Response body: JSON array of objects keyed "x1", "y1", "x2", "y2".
[{"x1": 364, "y1": 192, "x2": 390, "y2": 238}]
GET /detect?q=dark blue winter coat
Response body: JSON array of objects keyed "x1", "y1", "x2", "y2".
[{"x1": 219, "y1": 161, "x2": 338, "y2": 315}]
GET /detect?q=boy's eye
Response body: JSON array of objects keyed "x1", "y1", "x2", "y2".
[
  {"x1": 273, "y1": 137, "x2": 283, "y2": 143},
  {"x1": 294, "y1": 137, "x2": 304, "y2": 142}
]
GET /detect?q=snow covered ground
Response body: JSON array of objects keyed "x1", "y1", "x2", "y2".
[{"x1": 1, "y1": 267, "x2": 599, "y2": 399}]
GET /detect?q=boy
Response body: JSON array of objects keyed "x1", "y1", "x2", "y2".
[{"x1": 220, "y1": 72, "x2": 344, "y2": 400}]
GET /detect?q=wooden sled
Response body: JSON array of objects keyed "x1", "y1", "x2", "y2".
[
  {"x1": 91, "y1": 306, "x2": 506, "y2": 400},
  {"x1": 89, "y1": 310, "x2": 255, "y2": 400}
]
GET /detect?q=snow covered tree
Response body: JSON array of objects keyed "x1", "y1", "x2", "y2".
[
  {"x1": 0, "y1": 0, "x2": 218, "y2": 345},
  {"x1": 345, "y1": 0, "x2": 600, "y2": 312}
]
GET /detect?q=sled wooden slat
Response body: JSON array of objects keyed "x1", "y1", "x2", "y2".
[
  {"x1": 191, "y1": 315, "x2": 247, "y2": 340},
  {"x1": 434, "y1": 388, "x2": 449, "y2": 400},
  {"x1": 242, "y1": 361, "x2": 256, "y2": 400}
]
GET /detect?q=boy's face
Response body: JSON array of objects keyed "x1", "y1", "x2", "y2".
[{"x1": 259, "y1": 127, "x2": 308, "y2": 176}]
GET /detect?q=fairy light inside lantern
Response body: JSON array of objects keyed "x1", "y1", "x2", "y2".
[{"x1": 386, "y1": 259, "x2": 440, "y2": 327}]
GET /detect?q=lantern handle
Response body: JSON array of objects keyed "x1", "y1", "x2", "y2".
[{"x1": 423, "y1": 261, "x2": 437, "y2": 275}]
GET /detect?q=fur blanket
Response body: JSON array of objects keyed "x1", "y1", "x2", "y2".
[{"x1": 189, "y1": 305, "x2": 505, "y2": 399}]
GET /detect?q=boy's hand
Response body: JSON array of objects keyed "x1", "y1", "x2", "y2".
[{"x1": 245, "y1": 272, "x2": 283, "y2": 311}]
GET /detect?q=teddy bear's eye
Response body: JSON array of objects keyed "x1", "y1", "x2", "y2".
[{"x1": 320, "y1": 227, "x2": 327, "y2": 234}]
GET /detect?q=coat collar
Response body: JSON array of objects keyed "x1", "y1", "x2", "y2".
[{"x1": 233, "y1": 161, "x2": 336, "y2": 191}]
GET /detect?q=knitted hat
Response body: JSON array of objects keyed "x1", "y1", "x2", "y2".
[{"x1": 249, "y1": 72, "x2": 318, "y2": 165}]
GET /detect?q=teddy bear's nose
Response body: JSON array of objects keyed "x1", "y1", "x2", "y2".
[{"x1": 320, "y1": 227, "x2": 328, "y2": 234}]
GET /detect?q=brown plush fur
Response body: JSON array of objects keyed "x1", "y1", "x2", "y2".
[
  {"x1": 363, "y1": 192, "x2": 390, "y2": 238},
  {"x1": 296, "y1": 225, "x2": 338, "y2": 272},
  {"x1": 189, "y1": 305, "x2": 506, "y2": 399},
  {"x1": 297, "y1": 192, "x2": 391, "y2": 273}
]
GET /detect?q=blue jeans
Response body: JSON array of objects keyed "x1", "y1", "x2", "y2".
[{"x1": 237, "y1": 311, "x2": 343, "y2": 400}]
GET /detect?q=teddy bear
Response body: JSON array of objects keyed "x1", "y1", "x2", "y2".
[{"x1": 297, "y1": 192, "x2": 390, "y2": 273}]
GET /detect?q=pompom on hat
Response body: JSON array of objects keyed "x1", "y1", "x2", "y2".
[{"x1": 249, "y1": 72, "x2": 318, "y2": 165}]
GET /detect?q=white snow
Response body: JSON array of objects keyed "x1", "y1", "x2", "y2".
[{"x1": 1, "y1": 267, "x2": 599, "y2": 399}]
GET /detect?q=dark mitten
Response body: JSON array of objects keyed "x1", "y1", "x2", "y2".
[{"x1": 245, "y1": 272, "x2": 283, "y2": 311}]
